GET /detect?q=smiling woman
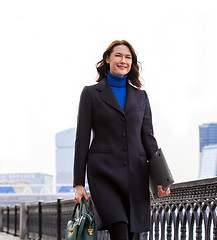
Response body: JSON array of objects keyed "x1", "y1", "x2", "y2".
[{"x1": 73, "y1": 40, "x2": 170, "y2": 240}]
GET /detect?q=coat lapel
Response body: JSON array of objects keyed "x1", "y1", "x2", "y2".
[
  {"x1": 124, "y1": 83, "x2": 139, "y2": 114},
  {"x1": 96, "y1": 78, "x2": 138, "y2": 115},
  {"x1": 96, "y1": 78, "x2": 125, "y2": 115}
]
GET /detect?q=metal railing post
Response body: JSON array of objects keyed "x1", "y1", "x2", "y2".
[
  {"x1": 57, "y1": 199, "x2": 61, "y2": 240},
  {"x1": 38, "y1": 202, "x2": 42, "y2": 240},
  {"x1": 0, "y1": 206, "x2": 3, "y2": 232},
  {"x1": 19, "y1": 203, "x2": 27, "y2": 239},
  {"x1": 6, "y1": 206, "x2": 9, "y2": 234},
  {"x1": 14, "y1": 205, "x2": 17, "y2": 236}
]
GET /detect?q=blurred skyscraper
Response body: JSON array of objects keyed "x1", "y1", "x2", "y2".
[
  {"x1": 199, "y1": 145, "x2": 217, "y2": 179},
  {"x1": 56, "y1": 128, "x2": 76, "y2": 193},
  {"x1": 199, "y1": 123, "x2": 217, "y2": 152},
  {"x1": 199, "y1": 123, "x2": 217, "y2": 179}
]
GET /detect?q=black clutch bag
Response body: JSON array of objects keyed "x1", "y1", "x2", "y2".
[{"x1": 149, "y1": 148, "x2": 174, "y2": 199}]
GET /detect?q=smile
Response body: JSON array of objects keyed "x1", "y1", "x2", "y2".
[{"x1": 117, "y1": 65, "x2": 126, "y2": 69}]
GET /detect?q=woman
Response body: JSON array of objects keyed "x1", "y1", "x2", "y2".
[{"x1": 73, "y1": 40, "x2": 170, "y2": 240}]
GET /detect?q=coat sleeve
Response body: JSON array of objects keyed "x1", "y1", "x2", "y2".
[
  {"x1": 141, "y1": 91, "x2": 158, "y2": 160},
  {"x1": 73, "y1": 86, "x2": 92, "y2": 187}
]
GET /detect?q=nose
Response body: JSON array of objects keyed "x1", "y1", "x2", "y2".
[{"x1": 120, "y1": 57, "x2": 126, "y2": 63}]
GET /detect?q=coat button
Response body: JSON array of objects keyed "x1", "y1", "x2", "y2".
[
  {"x1": 121, "y1": 117, "x2": 126, "y2": 121},
  {"x1": 122, "y1": 133, "x2": 126, "y2": 137},
  {"x1": 122, "y1": 161, "x2": 128, "y2": 166},
  {"x1": 122, "y1": 147, "x2": 127, "y2": 152}
]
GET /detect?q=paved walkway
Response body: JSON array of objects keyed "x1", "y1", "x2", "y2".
[{"x1": 0, "y1": 232, "x2": 20, "y2": 239}]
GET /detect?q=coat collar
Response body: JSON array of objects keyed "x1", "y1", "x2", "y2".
[{"x1": 96, "y1": 78, "x2": 139, "y2": 115}]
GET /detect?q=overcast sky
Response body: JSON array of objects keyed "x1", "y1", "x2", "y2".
[{"x1": 0, "y1": 0, "x2": 217, "y2": 184}]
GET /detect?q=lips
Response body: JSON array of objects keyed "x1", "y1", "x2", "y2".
[{"x1": 117, "y1": 65, "x2": 126, "y2": 70}]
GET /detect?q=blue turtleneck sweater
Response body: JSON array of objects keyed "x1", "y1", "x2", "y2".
[{"x1": 107, "y1": 71, "x2": 127, "y2": 110}]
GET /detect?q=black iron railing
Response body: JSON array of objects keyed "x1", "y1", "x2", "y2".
[{"x1": 0, "y1": 177, "x2": 217, "y2": 239}]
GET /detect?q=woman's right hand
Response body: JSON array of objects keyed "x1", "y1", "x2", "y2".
[{"x1": 74, "y1": 185, "x2": 88, "y2": 204}]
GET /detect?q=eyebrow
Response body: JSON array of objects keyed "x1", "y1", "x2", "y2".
[{"x1": 115, "y1": 52, "x2": 132, "y2": 57}]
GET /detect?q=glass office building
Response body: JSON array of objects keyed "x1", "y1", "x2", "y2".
[
  {"x1": 55, "y1": 128, "x2": 90, "y2": 193},
  {"x1": 198, "y1": 123, "x2": 217, "y2": 179},
  {"x1": 198, "y1": 145, "x2": 217, "y2": 179},
  {"x1": 199, "y1": 123, "x2": 217, "y2": 152},
  {"x1": 56, "y1": 128, "x2": 76, "y2": 193}
]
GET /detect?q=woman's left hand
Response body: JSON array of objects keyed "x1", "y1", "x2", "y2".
[{"x1": 157, "y1": 185, "x2": 170, "y2": 198}]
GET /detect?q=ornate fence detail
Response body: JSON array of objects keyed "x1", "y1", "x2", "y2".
[
  {"x1": 149, "y1": 177, "x2": 217, "y2": 240},
  {"x1": 150, "y1": 199, "x2": 217, "y2": 240},
  {"x1": 0, "y1": 177, "x2": 217, "y2": 239}
]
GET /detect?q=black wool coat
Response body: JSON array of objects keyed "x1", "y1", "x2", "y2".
[{"x1": 73, "y1": 78, "x2": 158, "y2": 233}]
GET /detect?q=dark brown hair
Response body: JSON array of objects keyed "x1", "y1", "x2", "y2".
[{"x1": 96, "y1": 40, "x2": 142, "y2": 89}]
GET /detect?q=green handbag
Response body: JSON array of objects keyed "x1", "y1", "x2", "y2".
[{"x1": 65, "y1": 197, "x2": 97, "y2": 240}]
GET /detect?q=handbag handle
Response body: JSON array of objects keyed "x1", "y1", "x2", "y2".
[
  {"x1": 71, "y1": 197, "x2": 90, "y2": 220},
  {"x1": 71, "y1": 202, "x2": 80, "y2": 220},
  {"x1": 79, "y1": 197, "x2": 90, "y2": 217}
]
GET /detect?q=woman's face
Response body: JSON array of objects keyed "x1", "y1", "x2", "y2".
[{"x1": 106, "y1": 45, "x2": 132, "y2": 77}]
